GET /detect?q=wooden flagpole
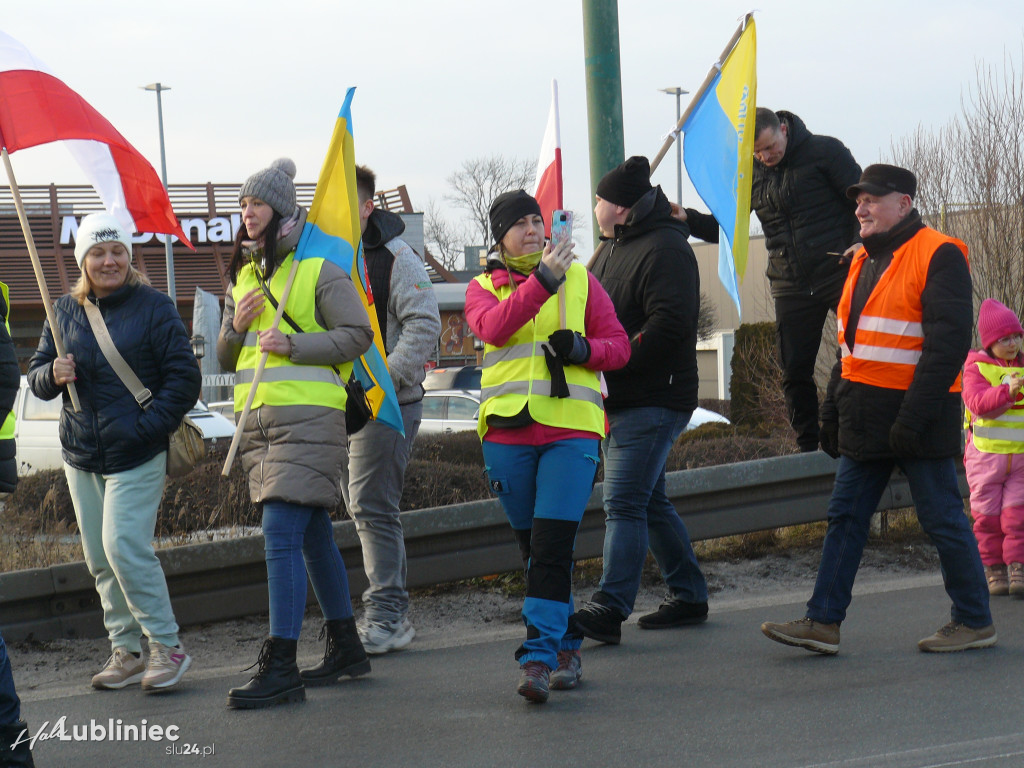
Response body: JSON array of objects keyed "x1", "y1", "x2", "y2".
[
  {"x1": 649, "y1": 13, "x2": 752, "y2": 175},
  {"x1": 221, "y1": 258, "x2": 300, "y2": 476},
  {"x1": 1, "y1": 148, "x2": 82, "y2": 412}
]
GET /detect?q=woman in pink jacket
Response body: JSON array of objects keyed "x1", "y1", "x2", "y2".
[
  {"x1": 465, "y1": 190, "x2": 630, "y2": 703},
  {"x1": 963, "y1": 298, "x2": 1024, "y2": 596}
]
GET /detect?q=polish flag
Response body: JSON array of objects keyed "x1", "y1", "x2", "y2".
[
  {"x1": 532, "y1": 79, "x2": 562, "y2": 238},
  {"x1": 0, "y1": 31, "x2": 191, "y2": 246}
]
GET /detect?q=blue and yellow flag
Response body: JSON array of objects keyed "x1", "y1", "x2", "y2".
[
  {"x1": 682, "y1": 16, "x2": 756, "y2": 317},
  {"x1": 294, "y1": 87, "x2": 403, "y2": 434}
]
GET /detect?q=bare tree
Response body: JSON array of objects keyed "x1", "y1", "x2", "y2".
[
  {"x1": 889, "y1": 46, "x2": 1024, "y2": 317},
  {"x1": 424, "y1": 198, "x2": 468, "y2": 272},
  {"x1": 445, "y1": 155, "x2": 536, "y2": 249},
  {"x1": 697, "y1": 290, "x2": 718, "y2": 341}
]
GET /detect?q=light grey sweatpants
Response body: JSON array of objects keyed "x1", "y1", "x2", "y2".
[
  {"x1": 64, "y1": 452, "x2": 180, "y2": 651},
  {"x1": 341, "y1": 401, "x2": 421, "y2": 623}
]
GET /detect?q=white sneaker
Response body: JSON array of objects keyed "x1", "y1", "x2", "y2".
[
  {"x1": 141, "y1": 641, "x2": 192, "y2": 691},
  {"x1": 91, "y1": 647, "x2": 145, "y2": 690},
  {"x1": 357, "y1": 617, "x2": 415, "y2": 654}
]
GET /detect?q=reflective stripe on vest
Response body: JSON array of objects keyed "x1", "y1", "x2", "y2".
[
  {"x1": 0, "y1": 281, "x2": 12, "y2": 441},
  {"x1": 837, "y1": 228, "x2": 968, "y2": 392},
  {"x1": 970, "y1": 360, "x2": 1024, "y2": 453},
  {"x1": 232, "y1": 254, "x2": 351, "y2": 412},
  {"x1": 475, "y1": 263, "x2": 604, "y2": 440}
]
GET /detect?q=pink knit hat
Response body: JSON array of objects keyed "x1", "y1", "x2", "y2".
[{"x1": 978, "y1": 298, "x2": 1024, "y2": 349}]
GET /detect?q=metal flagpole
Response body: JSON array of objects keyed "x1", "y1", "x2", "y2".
[{"x1": 649, "y1": 12, "x2": 753, "y2": 175}]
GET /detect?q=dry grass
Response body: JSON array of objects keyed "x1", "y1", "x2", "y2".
[{"x1": 0, "y1": 410, "x2": 867, "y2": 575}]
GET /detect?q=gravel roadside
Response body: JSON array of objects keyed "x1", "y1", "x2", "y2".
[{"x1": 10, "y1": 536, "x2": 942, "y2": 702}]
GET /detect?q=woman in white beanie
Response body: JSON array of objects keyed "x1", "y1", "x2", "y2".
[
  {"x1": 217, "y1": 159, "x2": 374, "y2": 709},
  {"x1": 27, "y1": 211, "x2": 201, "y2": 693}
]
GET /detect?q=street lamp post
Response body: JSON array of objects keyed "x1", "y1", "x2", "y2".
[
  {"x1": 660, "y1": 87, "x2": 689, "y2": 205},
  {"x1": 143, "y1": 82, "x2": 175, "y2": 306}
]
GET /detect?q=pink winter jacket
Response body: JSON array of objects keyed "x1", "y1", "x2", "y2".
[
  {"x1": 963, "y1": 349, "x2": 1024, "y2": 426},
  {"x1": 963, "y1": 349, "x2": 1024, "y2": 481},
  {"x1": 465, "y1": 264, "x2": 630, "y2": 444}
]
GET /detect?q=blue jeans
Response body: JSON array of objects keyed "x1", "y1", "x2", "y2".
[
  {"x1": 0, "y1": 631, "x2": 19, "y2": 725},
  {"x1": 483, "y1": 438, "x2": 600, "y2": 670},
  {"x1": 263, "y1": 501, "x2": 354, "y2": 640},
  {"x1": 596, "y1": 407, "x2": 708, "y2": 618},
  {"x1": 807, "y1": 456, "x2": 991, "y2": 627}
]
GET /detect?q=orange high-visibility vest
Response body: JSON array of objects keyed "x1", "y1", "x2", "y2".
[{"x1": 837, "y1": 227, "x2": 968, "y2": 392}]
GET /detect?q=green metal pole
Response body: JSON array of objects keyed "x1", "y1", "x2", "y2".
[{"x1": 582, "y1": 0, "x2": 624, "y2": 248}]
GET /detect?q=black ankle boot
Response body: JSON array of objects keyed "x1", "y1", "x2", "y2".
[
  {"x1": 226, "y1": 637, "x2": 305, "y2": 709},
  {"x1": 0, "y1": 720, "x2": 36, "y2": 767},
  {"x1": 299, "y1": 617, "x2": 370, "y2": 686}
]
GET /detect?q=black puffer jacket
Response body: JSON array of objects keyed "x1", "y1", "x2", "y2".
[
  {"x1": 752, "y1": 111, "x2": 861, "y2": 299},
  {"x1": 590, "y1": 186, "x2": 699, "y2": 414},
  {"x1": 820, "y1": 213, "x2": 972, "y2": 460},
  {"x1": 28, "y1": 282, "x2": 201, "y2": 474}
]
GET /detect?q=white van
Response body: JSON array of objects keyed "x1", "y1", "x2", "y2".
[{"x1": 11, "y1": 376, "x2": 236, "y2": 476}]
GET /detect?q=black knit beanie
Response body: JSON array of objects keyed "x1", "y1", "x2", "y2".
[
  {"x1": 596, "y1": 155, "x2": 653, "y2": 208},
  {"x1": 489, "y1": 190, "x2": 542, "y2": 245}
]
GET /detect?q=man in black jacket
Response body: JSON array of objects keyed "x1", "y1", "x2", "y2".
[
  {"x1": 570, "y1": 156, "x2": 709, "y2": 645},
  {"x1": 683, "y1": 108, "x2": 861, "y2": 452},
  {"x1": 761, "y1": 164, "x2": 994, "y2": 655}
]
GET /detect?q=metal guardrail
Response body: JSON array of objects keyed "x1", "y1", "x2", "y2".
[{"x1": 0, "y1": 452, "x2": 963, "y2": 642}]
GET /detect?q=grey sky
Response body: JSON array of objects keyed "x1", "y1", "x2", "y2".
[{"x1": 4, "y1": 1, "x2": 1022, "y2": 255}]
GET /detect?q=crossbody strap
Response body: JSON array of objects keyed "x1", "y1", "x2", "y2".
[
  {"x1": 82, "y1": 300, "x2": 153, "y2": 410},
  {"x1": 250, "y1": 256, "x2": 305, "y2": 335},
  {"x1": 251, "y1": 259, "x2": 347, "y2": 379}
]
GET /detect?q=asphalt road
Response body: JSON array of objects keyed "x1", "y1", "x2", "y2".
[{"x1": 15, "y1": 577, "x2": 1024, "y2": 768}]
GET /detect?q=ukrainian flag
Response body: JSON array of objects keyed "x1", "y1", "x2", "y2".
[
  {"x1": 294, "y1": 87, "x2": 403, "y2": 434},
  {"x1": 682, "y1": 16, "x2": 756, "y2": 316}
]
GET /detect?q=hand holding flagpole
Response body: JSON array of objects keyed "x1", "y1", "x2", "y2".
[
  {"x1": 0, "y1": 29, "x2": 196, "y2": 413},
  {"x1": 1, "y1": 148, "x2": 81, "y2": 411}
]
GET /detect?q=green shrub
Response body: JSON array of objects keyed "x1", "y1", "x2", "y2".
[{"x1": 728, "y1": 322, "x2": 787, "y2": 431}]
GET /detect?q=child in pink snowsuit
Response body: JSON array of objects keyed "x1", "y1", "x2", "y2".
[{"x1": 963, "y1": 298, "x2": 1024, "y2": 596}]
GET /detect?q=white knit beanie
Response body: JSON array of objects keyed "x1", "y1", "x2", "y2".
[{"x1": 74, "y1": 212, "x2": 133, "y2": 268}]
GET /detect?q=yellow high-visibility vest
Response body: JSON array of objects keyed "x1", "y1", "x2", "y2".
[
  {"x1": 0, "y1": 281, "x2": 14, "y2": 441},
  {"x1": 232, "y1": 253, "x2": 350, "y2": 412},
  {"x1": 475, "y1": 262, "x2": 604, "y2": 440},
  {"x1": 970, "y1": 360, "x2": 1024, "y2": 453}
]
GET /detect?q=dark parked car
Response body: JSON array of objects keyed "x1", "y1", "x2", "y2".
[{"x1": 423, "y1": 365, "x2": 481, "y2": 392}]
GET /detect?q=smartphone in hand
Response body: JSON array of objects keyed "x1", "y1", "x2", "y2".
[{"x1": 550, "y1": 210, "x2": 573, "y2": 247}]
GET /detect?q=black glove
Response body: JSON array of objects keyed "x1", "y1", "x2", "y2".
[
  {"x1": 542, "y1": 344, "x2": 571, "y2": 398},
  {"x1": 547, "y1": 329, "x2": 591, "y2": 365},
  {"x1": 889, "y1": 420, "x2": 924, "y2": 457},
  {"x1": 819, "y1": 420, "x2": 840, "y2": 458}
]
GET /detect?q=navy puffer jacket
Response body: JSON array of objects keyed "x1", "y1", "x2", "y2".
[{"x1": 28, "y1": 282, "x2": 201, "y2": 474}]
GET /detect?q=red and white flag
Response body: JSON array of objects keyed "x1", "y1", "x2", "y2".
[
  {"x1": 0, "y1": 31, "x2": 191, "y2": 246},
  {"x1": 531, "y1": 79, "x2": 562, "y2": 238}
]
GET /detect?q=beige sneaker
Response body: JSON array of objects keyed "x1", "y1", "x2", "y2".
[
  {"x1": 141, "y1": 641, "x2": 192, "y2": 692},
  {"x1": 1009, "y1": 562, "x2": 1024, "y2": 597},
  {"x1": 761, "y1": 617, "x2": 840, "y2": 654},
  {"x1": 91, "y1": 647, "x2": 145, "y2": 690},
  {"x1": 918, "y1": 621, "x2": 997, "y2": 653},
  {"x1": 986, "y1": 564, "x2": 1010, "y2": 596}
]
